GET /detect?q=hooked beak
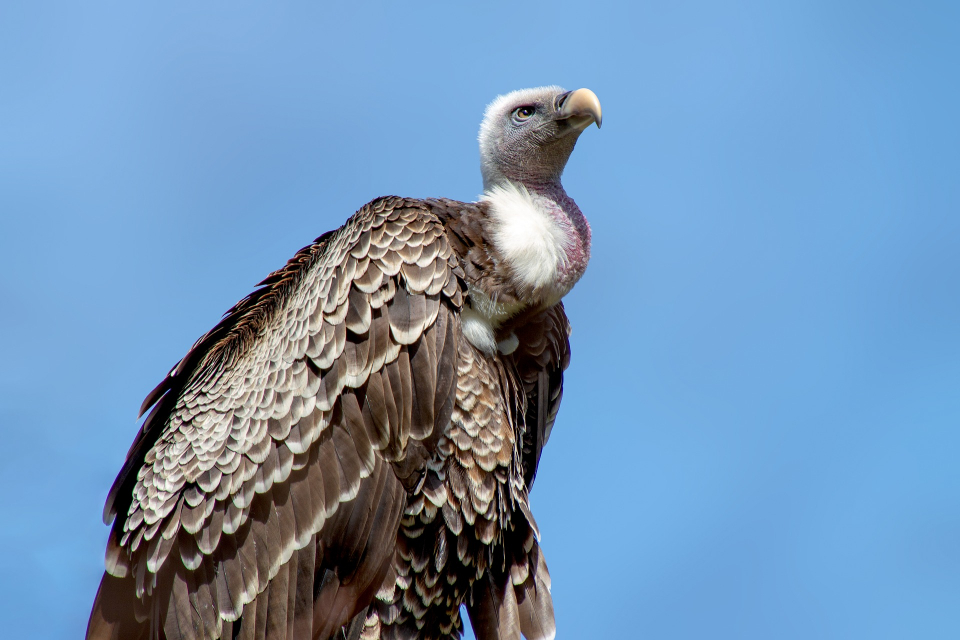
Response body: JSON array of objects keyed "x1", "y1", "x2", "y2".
[{"x1": 556, "y1": 88, "x2": 602, "y2": 130}]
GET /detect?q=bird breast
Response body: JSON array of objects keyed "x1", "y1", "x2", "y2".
[{"x1": 457, "y1": 182, "x2": 587, "y2": 357}]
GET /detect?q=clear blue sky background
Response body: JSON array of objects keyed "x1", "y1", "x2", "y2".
[{"x1": 1, "y1": 2, "x2": 957, "y2": 638}]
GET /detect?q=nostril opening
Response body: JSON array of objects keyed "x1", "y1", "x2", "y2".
[{"x1": 555, "y1": 92, "x2": 571, "y2": 111}]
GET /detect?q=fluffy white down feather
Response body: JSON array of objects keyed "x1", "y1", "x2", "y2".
[
  {"x1": 482, "y1": 182, "x2": 568, "y2": 296},
  {"x1": 460, "y1": 308, "x2": 498, "y2": 356}
]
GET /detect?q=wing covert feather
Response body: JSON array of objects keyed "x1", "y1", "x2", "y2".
[{"x1": 90, "y1": 197, "x2": 467, "y2": 640}]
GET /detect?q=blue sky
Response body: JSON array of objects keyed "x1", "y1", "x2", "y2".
[{"x1": 1, "y1": 2, "x2": 958, "y2": 638}]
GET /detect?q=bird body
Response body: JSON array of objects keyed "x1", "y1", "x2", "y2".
[{"x1": 88, "y1": 87, "x2": 601, "y2": 640}]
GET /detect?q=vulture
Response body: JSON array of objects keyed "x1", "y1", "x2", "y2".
[{"x1": 87, "y1": 86, "x2": 602, "y2": 640}]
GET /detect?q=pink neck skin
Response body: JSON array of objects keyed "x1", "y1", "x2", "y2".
[{"x1": 525, "y1": 181, "x2": 592, "y2": 291}]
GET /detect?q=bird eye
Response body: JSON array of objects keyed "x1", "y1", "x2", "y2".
[{"x1": 512, "y1": 106, "x2": 535, "y2": 122}]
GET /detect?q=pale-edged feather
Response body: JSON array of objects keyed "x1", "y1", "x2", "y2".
[
  {"x1": 514, "y1": 549, "x2": 556, "y2": 640},
  {"x1": 89, "y1": 192, "x2": 575, "y2": 640}
]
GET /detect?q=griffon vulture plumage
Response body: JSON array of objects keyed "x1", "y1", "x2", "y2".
[{"x1": 87, "y1": 86, "x2": 602, "y2": 640}]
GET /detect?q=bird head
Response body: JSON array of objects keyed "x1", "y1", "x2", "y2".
[{"x1": 479, "y1": 86, "x2": 602, "y2": 191}]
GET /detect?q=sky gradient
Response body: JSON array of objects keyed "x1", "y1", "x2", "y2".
[{"x1": 1, "y1": 2, "x2": 958, "y2": 638}]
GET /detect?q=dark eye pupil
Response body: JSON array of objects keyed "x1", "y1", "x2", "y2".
[{"x1": 521, "y1": 107, "x2": 533, "y2": 116}]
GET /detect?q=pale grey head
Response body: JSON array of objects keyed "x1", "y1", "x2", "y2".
[{"x1": 478, "y1": 86, "x2": 602, "y2": 192}]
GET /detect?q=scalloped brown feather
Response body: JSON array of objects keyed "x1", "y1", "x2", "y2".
[{"x1": 89, "y1": 195, "x2": 570, "y2": 640}]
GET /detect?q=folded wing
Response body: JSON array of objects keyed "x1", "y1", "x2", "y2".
[{"x1": 88, "y1": 196, "x2": 465, "y2": 640}]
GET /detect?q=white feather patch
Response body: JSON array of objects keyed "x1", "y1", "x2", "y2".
[
  {"x1": 460, "y1": 307, "x2": 497, "y2": 356},
  {"x1": 497, "y1": 332, "x2": 519, "y2": 355},
  {"x1": 482, "y1": 182, "x2": 568, "y2": 295}
]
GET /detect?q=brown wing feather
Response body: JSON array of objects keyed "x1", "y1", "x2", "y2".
[
  {"x1": 88, "y1": 196, "x2": 466, "y2": 640},
  {"x1": 506, "y1": 303, "x2": 571, "y2": 489}
]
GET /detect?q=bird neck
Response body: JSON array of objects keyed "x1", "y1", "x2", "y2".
[
  {"x1": 482, "y1": 178, "x2": 592, "y2": 305},
  {"x1": 526, "y1": 180, "x2": 591, "y2": 290}
]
